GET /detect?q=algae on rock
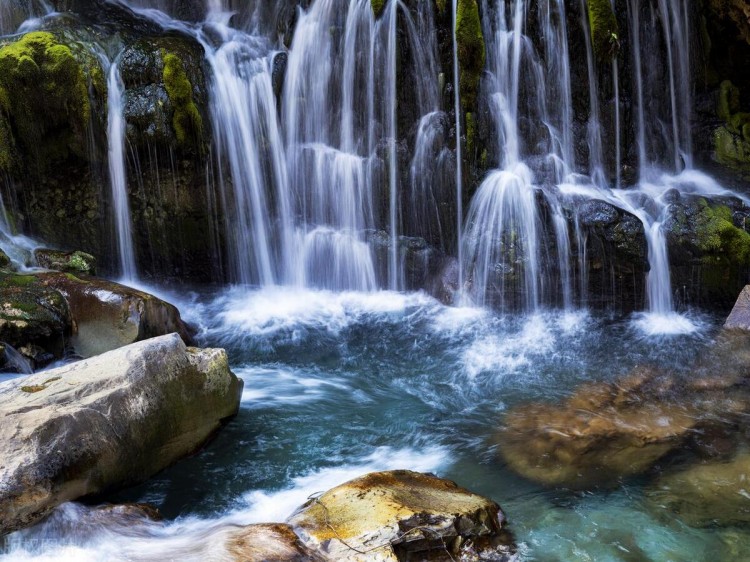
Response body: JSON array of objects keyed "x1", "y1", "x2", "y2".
[
  {"x1": 0, "y1": 32, "x2": 97, "y2": 173},
  {"x1": 456, "y1": 0, "x2": 485, "y2": 111},
  {"x1": 163, "y1": 52, "x2": 203, "y2": 148},
  {"x1": 587, "y1": 0, "x2": 620, "y2": 61}
]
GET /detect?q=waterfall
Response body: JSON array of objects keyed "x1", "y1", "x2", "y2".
[
  {"x1": 579, "y1": 0, "x2": 605, "y2": 187},
  {"x1": 452, "y1": 0, "x2": 465, "y2": 292},
  {"x1": 386, "y1": 0, "x2": 399, "y2": 290},
  {"x1": 107, "y1": 60, "x2": 138, "y2": 282}
]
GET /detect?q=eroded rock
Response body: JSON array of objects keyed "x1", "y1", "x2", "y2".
[
  {"x1": 288, "y1": 470, "x2": 515, "y2": 561},
  {"x1": 0, "y1": 333, "x2": 242, "y2": 534},
  {"x1": 36, "y1": 272, "x2": 194, "y2": 357},
  {"x1": 228, "y1": 523, "x2": 323, "y2": 562},
  {"x1": 34, "y1": 249, "x2": 96, "y2": 275}
]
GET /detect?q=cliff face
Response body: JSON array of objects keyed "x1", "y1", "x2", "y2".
[{"x1": 0, "y1": 1, "x2": 749, "y2": 309}]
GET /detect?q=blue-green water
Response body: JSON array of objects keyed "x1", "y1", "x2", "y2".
[{"x1": 4, "y1": 287, "x2": 749, "y2": 561}]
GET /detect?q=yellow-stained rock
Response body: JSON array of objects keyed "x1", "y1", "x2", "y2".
[{"x1": 288, "y1": 470, "x2": 515, "y2": 561}]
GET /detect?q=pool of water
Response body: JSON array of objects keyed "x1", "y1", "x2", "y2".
[{"x1": 4, "y1": 287, "x2": 749, "y2": 561}]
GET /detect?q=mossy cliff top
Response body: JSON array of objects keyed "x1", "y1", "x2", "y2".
[
  {"x1": 456, "y1": 0, "x2": 485, "y2": 111},
  {"x1": 587, "y1": 0, "x2": 620, "y2": 61},
  {"x1": 0, "y1": 31, "x2": 103, "y2": 174}
]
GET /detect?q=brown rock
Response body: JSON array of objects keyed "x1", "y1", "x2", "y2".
[
  {"x1": 288, "y1": 470, "x2": 515, "y2": 561},
  {"x1": 227, "y1": 523, "x2": 323, "y2": 561}
]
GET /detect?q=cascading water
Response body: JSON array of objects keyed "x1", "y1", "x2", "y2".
[{"x1": 107, "y1": 60, "x2": 138, "y2": 282}]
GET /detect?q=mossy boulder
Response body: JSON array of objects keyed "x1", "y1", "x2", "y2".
[
  {"x1": 34, "y1": 248, "x2": 96, "y2": 275},
  {"x1": 119, "y1": 36, "x2": 208, "y2": 153},
  {"x1": 456, "y1": 0, "x2": 485, "y2": 111},
  {"x1": 0, "y1": 272, "x2": 71, "y2": 364},
  {"x1": 0, "y1": 31, "x2": 103, "y2": 174},
  {"x1": 587, "y1": 0, "x2": 620, "y2": 61},
  {"x1": 695, "y1": 201, "x2": 750, "y2": 262}
]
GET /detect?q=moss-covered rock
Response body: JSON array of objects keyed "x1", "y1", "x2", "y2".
[
  {"x1": 695, "y1": 201, "x2": 750, "y2": 262},
  {"x1": 34, "y1": 248, "x2": 97, "y2": 275},
  {"x1": 163, "y1": 52, "x2": 203, "y2": 148},
  {"x1": 715, "y1": 126, "x2": 750, "y2": 172},
  {"x1": 587, "y1": 0, "x2": 620, "y2": 61},
  {"x1": 718, "y1": 80, "x2": 741, "y2": 122},
  {"x1": 456, "y1": 0, "x2": 485, "y2": 111},
  {"x1": 371, "y1": 0, "x2": 386, "y2": 18},
  {"x1": 0, "y1": 32, "x2": 99, "y2": 174}
]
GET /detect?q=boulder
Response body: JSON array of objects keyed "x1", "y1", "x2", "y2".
[
  {"x1": 0, "y1": 273, "x2": 71, "y2": 365},
  {"x1": 227, "y1": 523, "x2": 324, "y2": 562},
  {"x1": 34, "y1": 249, "x2": 97, "y2": 275},
  {"x1": 288, "y1": 470, "x2": 515, "y2": 561},
  {"x1": 725, "y1": 285, "x2": 750, "y2": 330},
  {"x1": 36, "y1": 272, "x2": 194, "y2": 358},
  {"x1": 0, "y1": 333, "x2": 242, "y2": 534},
  {"x1": 648, "y1": 453, "x2": 750, "y2": 527}
]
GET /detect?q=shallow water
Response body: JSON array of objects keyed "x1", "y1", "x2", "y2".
[{"x1": 5, "y1": 287, "x2": 750, "y2": 561}]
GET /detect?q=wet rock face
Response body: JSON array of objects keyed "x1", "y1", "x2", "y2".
[
  {"x1": 228, "y1": 523, "x2": 324, "y2": 562},
  {"x1": 288, "y1": 470, "x2": 516, "y2": 561},
  {"x1": 725, "y1": 285, "x2": 750, "y2": 330},
  {"x1": 36, "y1": 272, "x2": 194, "y2": 358},
  {"x1": 0, "y1": 333, "x2": 242, "y2": 535},
  {"x1": 34, "y1": 249, "x2": 96, "y2": 275}
]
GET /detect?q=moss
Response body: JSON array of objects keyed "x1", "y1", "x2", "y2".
[
  {"x1": 587, "y1": 0, "x2": 620, "y2": 61},
  {"x1": 371, "y1": 0, "x2": 386, "y2": 17},
  {"x1": 728, "y1": 112, "x2": 750, "y2": 135},
  {"x1": 715, "y1": 126, "x2": 750, "y2": 171},
  {"x1": 718, "y1": 80, "x2": 741, "y2": 122},
  {"x1": 0, "y1": 274, "x2": 37, "y2": 288},
  {"x1": 162, "y1": 53, "x2": 203, "y2": 148},
  {"x1": 696, "y1": 202, "x2": 750, "y2": 263},
  {"x1": 456, "y1": 0, "x2": 485, "y2": 111},
  {"x1": 0, "y1": 32, "x2": 91, "y2": 173},
  {"x1": 436, "y1": 0, "x2": 447, "y2": 15},
  {"x1": 465, "y1": 111, "x2": 476, "y2": 157}
]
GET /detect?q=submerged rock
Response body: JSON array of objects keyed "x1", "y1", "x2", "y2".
[
  {"x1": 648, "y1": 453, "x2": 750, "y2": 527},
  {"x1": 496, "y1": 368, "x2": 700, "y2": 488},
  {"x1": 288, "y1": 470, "x2": 516, "y2": 561},
  {"x1": 36, "y1": 272, "x2": 194, "y2": 358},
  {"x1": 0, "y1": 333, "x2": 242, "y2": 535},
  {"x1": 228, "y1": 523, "x2": 323, "y2": 562}
]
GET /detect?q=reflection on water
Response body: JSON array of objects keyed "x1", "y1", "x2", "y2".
[{"x1": 5, "y1": 287, "x2": 750, "y2": 560}]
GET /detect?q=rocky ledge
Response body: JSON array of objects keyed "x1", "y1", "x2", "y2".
[{"x1": 0, "y1": 333, "x2": 242, "y2": 535}]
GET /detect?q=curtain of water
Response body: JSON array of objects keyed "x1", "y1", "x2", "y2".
[{"x1": 107, "y1": 60, "x2": 138, "y2": 282}]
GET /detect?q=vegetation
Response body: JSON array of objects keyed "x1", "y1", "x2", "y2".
[
  {"x1": 371, "y1": 0, "x2": 386, "y2": 18},
  {"x1": 696, "y1": 201, "x2": 750, "y2": 263},
  {"x1": 456, "y1": 0, "x2": 484, "y2": 110},
  {"x1": 0, "y1": 32, "x2": 92, "y2": 173},
  {"x1": 163, "y1": 53, "x2": 203, "y2": 148},
  {"x1": 587, "y1": 0, "x2": 620, "y2": 61}
]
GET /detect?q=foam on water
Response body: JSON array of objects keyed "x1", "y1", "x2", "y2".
[
  {"x1": 236, "y1": 365, "x2": 354, "y2": 406},
  {"x1": 630, "y1": 311, "x2": 705, "y2": 337}
]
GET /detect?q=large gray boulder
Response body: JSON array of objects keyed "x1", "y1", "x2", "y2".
[{"x1": 0, "y1": 333, "x2": 242, "y2": 535}]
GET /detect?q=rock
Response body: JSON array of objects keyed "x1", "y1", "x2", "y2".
[
  {"x1": 0, "y1": 249, "x2": 11, "y2": 269},
  {"x1": 496, "y1": 368, "x2": 701, "y2": 488},
  {"x1": 288, "y1": 470, "x2": 515, "y2": 561},
  {"x1": 34, "y1": 249, "x2": 96, "y2": 275},
  {"x1": 0, "y1": 333, "x2": 242, "y2": 534},
  {"x1": 725, "y1": 285, "x2": 750, "y2": 330},
  {"x1": 0, "y1": 273, "x2": 71, "y2": 361},
  {"x1": 648, "y1": 453, "x2": 750, "y2": 527},
  {"x1": 578, "y1": 200, "x2": 619, "y2": 227},
  {"x1": 227, "y1": 523, "x2": 323, "y2": 562},
  {"x1": 36, "y1": 272, "x2": 194, "y2": 358}
]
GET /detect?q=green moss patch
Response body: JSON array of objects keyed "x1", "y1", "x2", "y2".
[
  {"x1": 456, "y1": 0, "x2": 485, "y2": 111},
  {"x1": 696, "y1": 202, "x2": 750, "y2": 263},
  {"x1": 371, "y1": 0, "x2": 386, "y2": 17},
  {"x1": 163, "y1": 53, "x2": 203, "y2": 148},
  {"x1": 587, "y1": 0, "x2": 620, "y2": 61},
  {"x1": 0, "y1": 32, "x2": 92, "y2": 173}
]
